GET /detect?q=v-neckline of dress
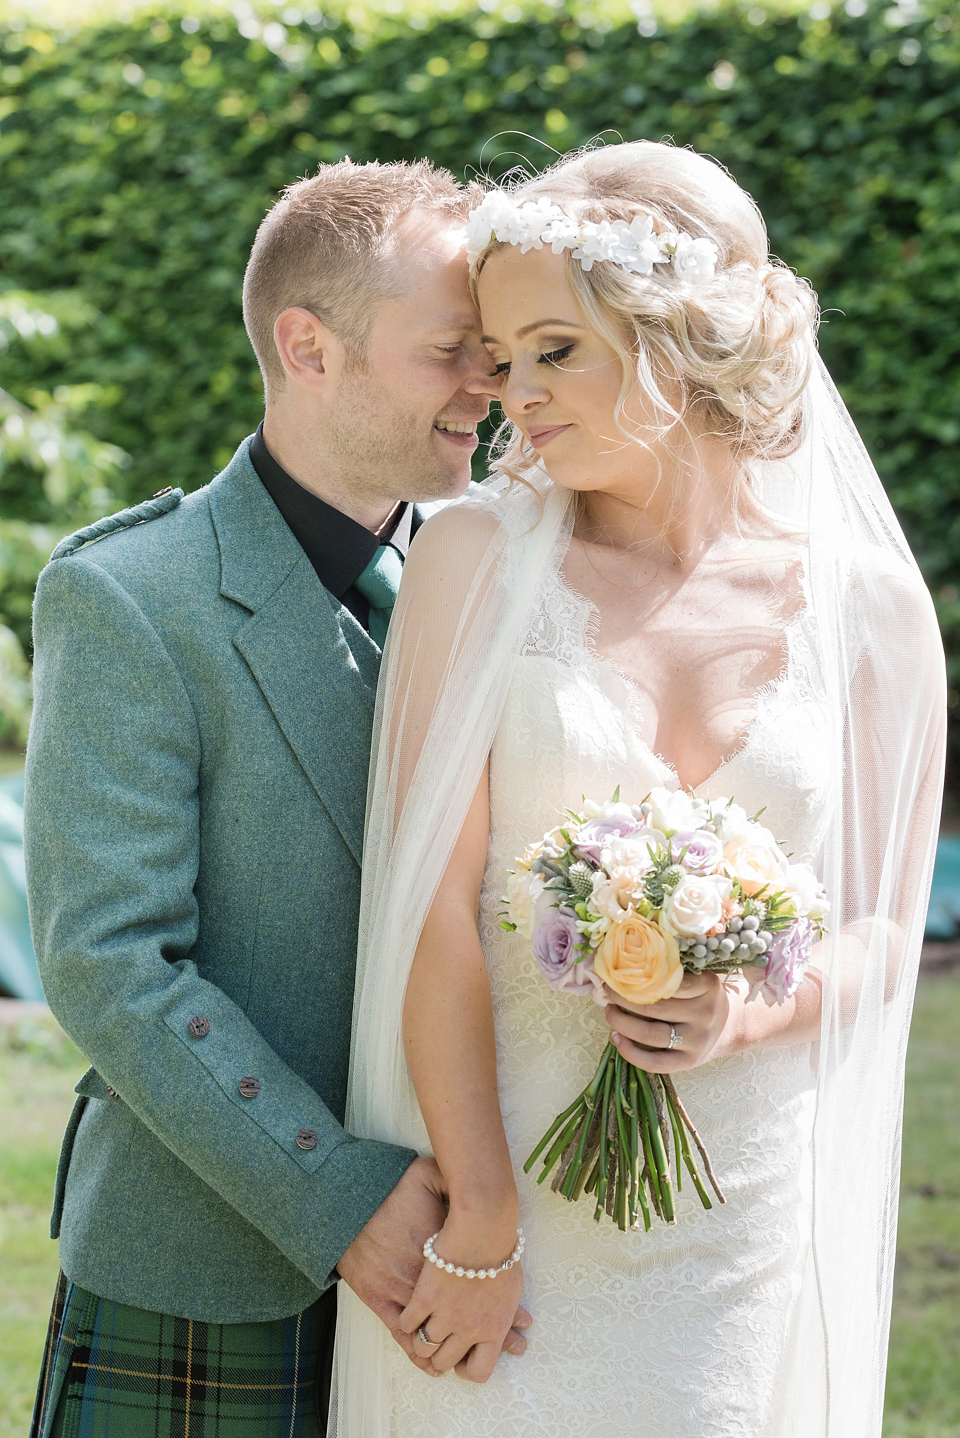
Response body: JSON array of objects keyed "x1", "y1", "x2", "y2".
[{"x1": 551, "y1": 565, "x2": 812, "y2": 795}]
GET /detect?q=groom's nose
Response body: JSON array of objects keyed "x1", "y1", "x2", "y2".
[{"x1": 460, "y1": 336, "x2": 503, "y2": 403}]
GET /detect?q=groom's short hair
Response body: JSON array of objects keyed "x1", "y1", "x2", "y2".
[{"x1": 243, "y1": 157, "x2": 471, "y2": 389}]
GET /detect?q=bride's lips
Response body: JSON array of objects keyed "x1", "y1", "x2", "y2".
[{"x1": 527, "y1": 424, "x2": 572, "y2": 448}]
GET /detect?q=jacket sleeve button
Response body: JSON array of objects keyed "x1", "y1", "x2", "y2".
[
  {"x1": 106, "y1": 1085, "x2": 119, "y2": 1099},
  {"x1": 295, "y1": 1127, "x2": 318, "y2": 1151},
  {"x1": 188, "y1": 1015, "x2": 211, "y2": 1039},
  {"x1": 238, "y1": 1076, "x2": 261, "y2": 1098}
]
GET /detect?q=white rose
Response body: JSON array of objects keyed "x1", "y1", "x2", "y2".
[
  {"x1": 713, "y1": 803, "x2": 781, "y2": 856},
  {"x1": 782, "y1": 862, "x2": 830, "y2": 922},
  {"x1": 601, "y1": 829, "x2": 664, "y2": 874},
  {"x1": 711, "y1": 800, "x2": 749, "y2": 842},
  {"x1": 663, "y1": 873, "x2": 732, "y2": 938},
  {"x1": 506, "y1": 867, "x2": 546, "y2": 939},
  {"x1": 647, "y1": 788, "x2": 708, "y2": 838}
]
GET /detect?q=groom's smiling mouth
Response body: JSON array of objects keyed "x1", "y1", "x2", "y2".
[{"x1": 433, "y1": 419, "x2": 480, "y2": 449}]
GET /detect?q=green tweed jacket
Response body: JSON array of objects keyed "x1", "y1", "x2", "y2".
[{"x1": 24, "y1": 439, "x2": 417, "y2": 1323}]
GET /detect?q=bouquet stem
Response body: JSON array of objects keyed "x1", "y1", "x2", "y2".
[{"x1": 524, "y1": 1045, "x2": 726, "y2": 1233}]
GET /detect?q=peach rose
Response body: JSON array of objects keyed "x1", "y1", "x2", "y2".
[
  {"x1": 722, "y1": 838, "x2": 786, "y2": 897},
  {"x1": 594, "y1": 913, "x2": 683, "y2": 1006}
]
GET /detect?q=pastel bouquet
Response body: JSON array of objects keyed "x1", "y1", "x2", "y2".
[{"x1": 502, "y1": 787, "x2": 828, "y2": 1233}]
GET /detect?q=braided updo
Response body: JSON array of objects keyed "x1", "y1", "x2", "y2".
[{"x1": 473, "y1": 141, "x2": 819, "y2": 466}]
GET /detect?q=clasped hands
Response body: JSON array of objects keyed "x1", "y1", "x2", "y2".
[{"x1": 337, "y1": 1157, "x2": 530, "y2": 1382}]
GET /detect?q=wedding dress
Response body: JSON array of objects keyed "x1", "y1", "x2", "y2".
[
  {"x1": 382, "y1": 557, "x2": 829, "y2": 1438},
  {"x1": 334, "y1": 364, "x2": 944, "y2": 1438}
]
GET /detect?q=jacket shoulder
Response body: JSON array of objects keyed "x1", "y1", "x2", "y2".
[{"x1": 49, "y1": 488, "x2": 186, "y2": 562}]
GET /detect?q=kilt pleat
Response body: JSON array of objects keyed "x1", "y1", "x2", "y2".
[{"x1": 31, "y1": 1273, "x2": 333, "y2": 1438}]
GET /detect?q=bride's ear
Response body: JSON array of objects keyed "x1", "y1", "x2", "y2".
[{"x1": 272, "y1": 306, "x2": 342, "y2": 394}]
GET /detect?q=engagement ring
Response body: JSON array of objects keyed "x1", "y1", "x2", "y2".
[
  {"x1": 417, "y1": 1326, "x2": 441, "y2": 1349},
  {"x1": 667, "y1": 1025, "x2": 683, "y2": 1050}
]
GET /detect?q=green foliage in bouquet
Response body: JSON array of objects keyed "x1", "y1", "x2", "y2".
[{"x1": 0, "y1": 0, "x2": 958, "y2": 778}]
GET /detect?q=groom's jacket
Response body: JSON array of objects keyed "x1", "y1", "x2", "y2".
[{"x1": 24, "y1": 438, "x2": 418, "y2": 1322}]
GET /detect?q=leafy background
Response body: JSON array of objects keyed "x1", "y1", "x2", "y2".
[{"x1": 0, "y1": 0, "x2": 958, "y2": 794}]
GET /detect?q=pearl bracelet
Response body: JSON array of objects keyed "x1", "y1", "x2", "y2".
[{"x1": 423, "y1": 1228, "x2": 524, "y2": 1279}]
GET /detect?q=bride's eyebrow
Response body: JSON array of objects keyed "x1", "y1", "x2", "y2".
[{"x1": 481, "y1": 318, "x2": 584, "y2": 344}]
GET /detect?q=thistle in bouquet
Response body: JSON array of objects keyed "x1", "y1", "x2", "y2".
[{"x1": 502, "y1": 787, "x2": 828, "y2": 1234}]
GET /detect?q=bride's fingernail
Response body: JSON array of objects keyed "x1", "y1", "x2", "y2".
[{"x1": 611, "y1": 1032, "x2": 620, "y2": 1044}]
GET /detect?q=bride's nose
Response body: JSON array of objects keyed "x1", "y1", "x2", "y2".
[{"x1": 502, "y1": 364, "x2": 552, "y2": 421}]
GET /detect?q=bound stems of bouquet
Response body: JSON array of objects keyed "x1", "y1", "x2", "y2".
[{"x1": 523, "y1": 1043, "x2": 725, "y2": 1232}]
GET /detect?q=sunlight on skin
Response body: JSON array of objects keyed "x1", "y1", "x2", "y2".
[
  {"x1": 477, "y1": 243, "x2": 744, "y2": 567},
  {"x1": 263, "y1": 216, "x2": 498, "y2": 531}
]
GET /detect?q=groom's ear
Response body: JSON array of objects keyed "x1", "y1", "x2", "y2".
[{"x1": 273, "y1": 306, "x2": 341, "y2": 393}]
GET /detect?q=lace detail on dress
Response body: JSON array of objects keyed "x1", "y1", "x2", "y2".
[{"x1": 388, "y1": 554, "x2": 832, "y2": 1438}]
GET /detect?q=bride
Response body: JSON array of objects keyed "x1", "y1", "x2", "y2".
[{"x1": 333, "y1": 142, "x2": 944, "y2": 1437}]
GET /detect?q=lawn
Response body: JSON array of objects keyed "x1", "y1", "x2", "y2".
[{"x1": 1, "y1": 980, "x2": 958, "y2": 1434}]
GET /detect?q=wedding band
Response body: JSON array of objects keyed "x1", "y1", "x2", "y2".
[
  {"x1": 667, "y1": 1024, "x2": 683, "y2": 1050},
  {"x1": 417, "y1": 1325, "x2": 441, "y2": 1349}
]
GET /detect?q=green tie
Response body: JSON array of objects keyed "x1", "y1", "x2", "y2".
[{"x1": 354, "y1": 544, "x2": 404, "y2": 649}]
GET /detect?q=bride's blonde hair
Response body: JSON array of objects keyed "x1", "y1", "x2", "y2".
[{"x1": 472, "y1": 141, "x2": 819, "y2": 488}]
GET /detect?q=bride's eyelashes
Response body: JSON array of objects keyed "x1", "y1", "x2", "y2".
[
  {"x1": 493, "y1": 344, "x2": 575, "y2": 378},
  {"x1": 539, "y1": 344, "x2": 575, "y2": 367}
]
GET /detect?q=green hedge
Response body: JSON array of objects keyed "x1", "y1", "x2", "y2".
[{"x1": 1, "y1": 0, "x2": 959, "y2": 776}]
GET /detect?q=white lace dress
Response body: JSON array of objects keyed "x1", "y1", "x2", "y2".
[{"x1": 389, "y1": 566, "x2": 832, "y2": 1438}]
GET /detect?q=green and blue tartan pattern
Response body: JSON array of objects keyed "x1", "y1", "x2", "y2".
[{"x1": 32, "y1": 1272, "x2": 332, "y2": 1438}]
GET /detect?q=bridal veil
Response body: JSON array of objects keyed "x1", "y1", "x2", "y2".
[{"x1": 332, "y1": 357, "x2": 945, "y2": 1437}]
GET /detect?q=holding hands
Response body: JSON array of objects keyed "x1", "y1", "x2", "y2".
[{"x1": 398, "y1": 1214, "x2": 525, "y2": 1382}]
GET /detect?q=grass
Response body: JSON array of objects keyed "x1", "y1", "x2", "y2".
[
  {"x1": 885, "y1": 973, "x2": 960, "y2": 1437},
  {"x1": 0, "y1": 1014, "x2": 84, "y2": 1436},
  {"x1": 1, "y1": 982, "x2": 958, "y2": 1433}
]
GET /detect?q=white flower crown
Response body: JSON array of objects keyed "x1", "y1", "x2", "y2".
[{"x1": 465, "y1": 192, "x2": 719, "y2": 284}]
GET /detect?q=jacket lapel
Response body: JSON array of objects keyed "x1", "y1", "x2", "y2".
[{"x1": 209, "y1": 443, "x2": 376, "y2": 867}]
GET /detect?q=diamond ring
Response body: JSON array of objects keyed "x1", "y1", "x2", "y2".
[
  {"x1": 667, "y1": 1024, "x2": 683, "y2": 1050},
  {"x1": 417, "y1": 1325, "x2": 441, "y2": 1349}
]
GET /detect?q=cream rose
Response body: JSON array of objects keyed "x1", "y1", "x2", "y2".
[
  {"x1": 723, "y1": 838, "x2": 787, "y2": 897},
  {"x1": 590, "y1": 867, "x2": 639, "y2": 923},
  {"x1": 594, "y1": 912, "x2": 683, "y2": 1005},
  {"x1": 506, "y1": 867, "x2": 546, "y2": 939},
  {"x1": 663, "y1": 873, "x2": 732, "y2": 938}
]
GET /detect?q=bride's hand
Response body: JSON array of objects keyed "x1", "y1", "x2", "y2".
[
  {"x1": 397, "y1": 1216, "x2": 525, "y2": 1383},
  {"x1": 602, "y1": 970, "x2": 736, "y2": 1071}
]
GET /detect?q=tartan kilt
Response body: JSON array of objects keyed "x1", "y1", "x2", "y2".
[{"x1": 31, "y1": 1271, "x2": 336, "y2": 1438}]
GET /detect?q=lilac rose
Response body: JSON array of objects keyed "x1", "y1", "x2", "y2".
[
  {"x1": 673, "y1": 828, "x2": 723, "y2": 874},
  {"x1": 747, "y1": 919, "x2": 813, "y2": 1006},
  {"x1": 575, "y1": 814, "x2": 642, "y2": 865},
  {"x1": 533, "y1": 906, "x2": 596, "y2": 995}
]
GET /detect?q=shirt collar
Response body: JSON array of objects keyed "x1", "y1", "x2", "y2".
[{"x1": 249, "y1": 423, "x2": 411, "y2": 599}]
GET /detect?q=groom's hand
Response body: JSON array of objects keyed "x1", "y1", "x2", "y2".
[{"x1": 336, "y1": 1157, "x2": 531, "y2": 1373}]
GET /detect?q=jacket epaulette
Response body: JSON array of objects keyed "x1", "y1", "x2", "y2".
[{"x1": 49, "y1": 487, "x2": 184, "y2": 562}]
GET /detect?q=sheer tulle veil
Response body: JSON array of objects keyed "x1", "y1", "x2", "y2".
[{"x1": 331, "y1": 345, "x2": 944, "y2": 1434}]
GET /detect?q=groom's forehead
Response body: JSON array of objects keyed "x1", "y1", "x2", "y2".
[{"x1": 386, "y1": 222, "x2": 478, "y2": 324}]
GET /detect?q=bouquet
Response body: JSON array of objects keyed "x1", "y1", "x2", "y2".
[{"x1": 502, "y1": 787, "x2": 828, "y2": 1233}]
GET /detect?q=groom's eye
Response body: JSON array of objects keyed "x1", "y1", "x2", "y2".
[
  {"x1": 539, "y1": 344, "x2": 574, "y2": 366},
  {"x1": 493, "y1": 360, "x2": 511, "y2": 375}
]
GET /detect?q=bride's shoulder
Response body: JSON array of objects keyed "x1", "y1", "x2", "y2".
[
  {"x1": 407, "y1": 477, "x2": 542, "y2": 567},
  {"x1": 835, "y1": 542, "x2": 941, "y2": 672}
]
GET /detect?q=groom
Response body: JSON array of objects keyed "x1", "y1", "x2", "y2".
[{"x1": 25, "y1": 158, "x2": 525, "y2": 1435}]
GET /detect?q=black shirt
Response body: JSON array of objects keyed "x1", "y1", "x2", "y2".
[{"x1": 249, "y1": 422, "x2": 413, "y2": 632}]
